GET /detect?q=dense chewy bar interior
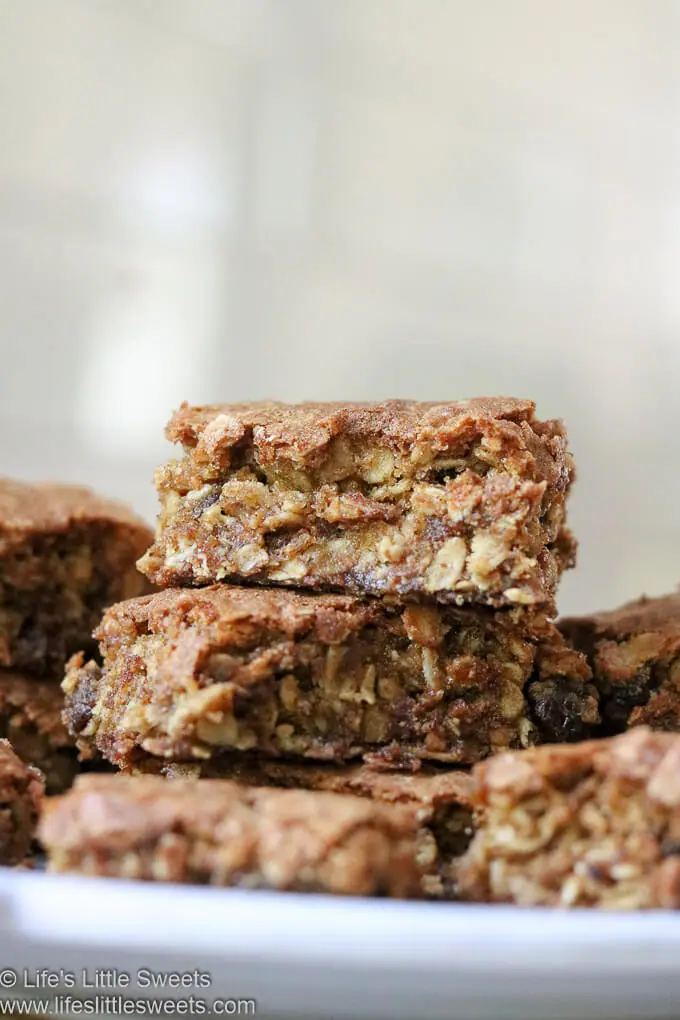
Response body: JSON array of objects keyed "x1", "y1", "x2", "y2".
[
  {"x1": 63, "y1": 585, "x2": 598, "y2": 769},
  {"x1": 138, "y1": 399, "x2": 575, "y2": 610},
  {"x1": 38, "y1": 774, "x2": 425, "y2": 897},
  {"x1": 0, "y1": 479, "x2": 152, "y2": 676},
  {"x1": 457, "y1": 727, "x2": 680, "y2": 909},
  {"x1": 561, "y1": 593, "x2": 680, "y2": 734}
]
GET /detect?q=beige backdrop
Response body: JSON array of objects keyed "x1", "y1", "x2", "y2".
[{"x1": 1, "y1": 0, "x2": 678, "y2": 616}]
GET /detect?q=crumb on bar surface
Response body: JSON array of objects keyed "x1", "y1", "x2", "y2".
[
  {"x1": 63, "y1": 585, "x2": 598, "y2": 771},
  {"x1": 138, "y1": 399, "x2": 575, "y2": 610},
  {"x1": 38, "y1": 773, "x2": 424, "y2": 897},
  {"x1": 0, "y1": 478, "x2": 153, "y2": 677},
  {"x1": 0, "y1": 738, "x2": 43, "y2": 865},
  {"x1": 131, "y1": 758, "x2": 475, "y2": 897},
  {"x1": 457, "y1": 727, "x2": 680, "y2": 909},
  {"x1": 561, "y1": 592, "x2": 680, "y2": 734},
  {"x1": 0, "y1": 671, "x2": 78, "y2": 793}
]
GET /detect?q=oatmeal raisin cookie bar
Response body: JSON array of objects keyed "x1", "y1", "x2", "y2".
[
  {"x1": 39, "y1": 774, "x2": 423, "y2": 896},
  {"x1": 458, "y1": 727, "x2": 680, "y2": 908},
  {"x1": 132, "y1": 757, "x2": 475, "y2": 897},
  {"x1": 139, "y1": 399, "x2": 574, "y2": 610},
  {"x1": 64, "y1": 585, "x2": 598, "y2": 769}
]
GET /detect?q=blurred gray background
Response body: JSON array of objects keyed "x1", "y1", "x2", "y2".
[{"x1": 0, "y1": 0, "x2": 678, "y2": 616}]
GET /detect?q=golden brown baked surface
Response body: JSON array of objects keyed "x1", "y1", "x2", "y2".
[
  {"x1": 139, "y1": 399, "x2": 574, "y2": 610},
  {"x1": 0, "y1": 738, "x2": 43, "y2": 865},
  {"x1": 561, "y1": 592, "x2": 680, "y2": 733},
  {"x1": 458, "y1": 727, "x2": 680, "y2": 908},
  {"x1": 0, "y1": 478, "x2": 153, "y2": 677},
  {"x1": 63, "y1": 585, "x2": 598, "y2": 769},
  {"x1": 0, "y1": 671, "x2": 78, "y2": 793},
  {"x1": 38, "y1": 773, "x2": 423, "y2": 896}
]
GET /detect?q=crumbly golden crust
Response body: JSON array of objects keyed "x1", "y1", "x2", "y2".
[
  {"x1": 0, "y1": 738, "x2": 43, "y2": 865},
  {"x1": 0, "y1": 478, "x2": 153, "y2": 677},
  {"x1": 561, "y1": 593, "x2": 680, "y2": 733},
  {"x1": 64, "y1": 585, "x2": 598, "y2": 769},
  {"x1": 458, "y1": 728, "x2": 680, "y2": 908},
  {"x1": 39, "y1": 774, "x2": 424, "y2": 896},
  {"x1": 0, "y1": 671, "x2": 78, "y2": 793},
  {"x1": 131, "y1": 758, "x2": 475, "y2": 897},
  {"x1": 166, "y1": 398, "x2": 540, "y2": 459},
  {"x1": 139, "y1": 399, "x2": 574, "y2": 609}
]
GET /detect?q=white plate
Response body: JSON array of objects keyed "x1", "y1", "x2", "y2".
[{"x1": 0, "y1": 868, "x2": 679, "y2": 1020}]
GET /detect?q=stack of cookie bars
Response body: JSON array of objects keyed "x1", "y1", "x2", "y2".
[
  {"x1": 39, "y1": 399, "x2": 590, "y2": 895},
  {"x1": 34, "y1": 399, "x2": 680, "y2": 908}
]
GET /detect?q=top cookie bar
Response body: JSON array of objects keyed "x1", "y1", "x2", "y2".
[
  {"x1": 139, "y1": 399, "x2": 574, "y2": 609},
  {"x1": 0, "y1": 478, "x2": 152, "y2": 677}
]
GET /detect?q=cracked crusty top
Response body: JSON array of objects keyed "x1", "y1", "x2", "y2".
[
  {"x1": 0, "y1": 478, "x2": 152, "y2": 539},
  {"x1": 95, "y1": 584, "x2": 382, "y2": 646},
  {"x1": 474, "y1": 727, "x2": 680, "y2": 806},
  {"x1": 166, "y1": 398, "x2": 567, "y2": 479}
]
